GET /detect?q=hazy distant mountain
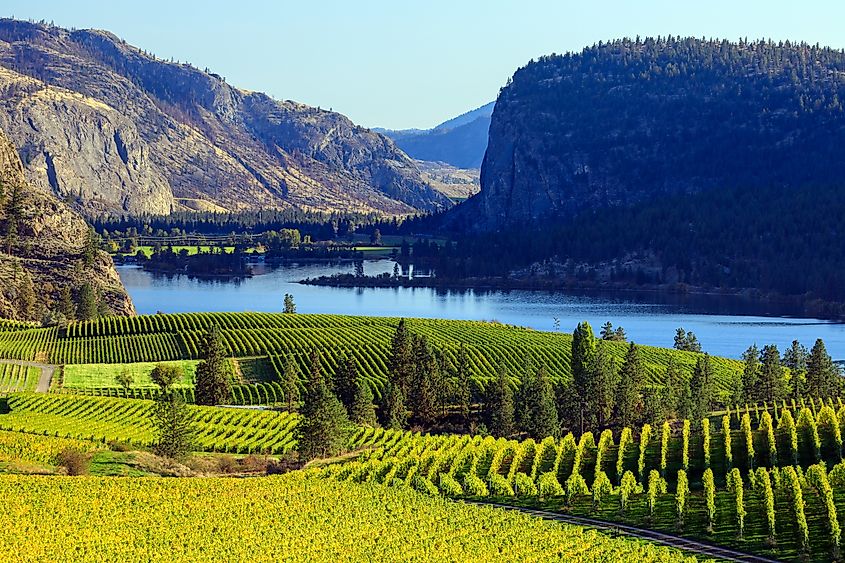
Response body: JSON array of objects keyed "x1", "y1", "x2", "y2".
[
  {"x1": 0, "y1": 19, "x2": 451, "y2": 216},
  {"x1": 377, "y1": 102, "x2": 493, "y2": 169}
]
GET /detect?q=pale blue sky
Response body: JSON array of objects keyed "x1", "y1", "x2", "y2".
[{"x1": 5, "y1": 1, "x2": 844, "y2": 129}]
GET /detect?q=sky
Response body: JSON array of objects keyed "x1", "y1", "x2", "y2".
[{"x1": 5, "y1": 1, "x2": 845, "y2": 129}]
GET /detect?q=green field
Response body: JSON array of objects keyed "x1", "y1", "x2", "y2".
[
  {"x1": 0, "y1": 313, "x2": 744, "y2": 405},
  {"x1": 0, "y1": 364, "x2": 39, "y2": 393},
  {"x1": 63, "y1": 361, "x2": 198, "y2": 389}
]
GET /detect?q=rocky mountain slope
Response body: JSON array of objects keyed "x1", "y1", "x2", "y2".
[
  {"x1": 0, "y1": 19, "x2": 450, "y2": 216},
  {"x1": 379, "y1": 102, "x2": 493, "y2": 169},
  {"x1": 471, "y1": 37, "x2": 845, "y2": 230},
  {"x1": 0, "y1": 126, "x2": 133, "y2": 320}
]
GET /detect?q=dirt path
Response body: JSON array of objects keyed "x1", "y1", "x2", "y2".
[
  {"x1": 465, "y1": 501, "x2": 782, "y2": 563},
  {"x1": 0, "y1": 359, "x2": 57, "y2": 392}
]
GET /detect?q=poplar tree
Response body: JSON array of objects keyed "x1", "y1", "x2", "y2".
[
  {"x1": 613, "y1": 342, "x2": 644, "y2": 428},
  {"x1": 194, "y1": 325, "x2": 233, "y2": 406},
  {"x1": 571, "y1": 321, "x2": 597, "y2": 434},
  {"x1": 485, "y1": 364, "x2": 515, "y2": 437}
]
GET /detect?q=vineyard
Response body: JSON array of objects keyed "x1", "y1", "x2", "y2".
[
  {"x1": 0, "y1": 472, "x2": 694, "y2": 562},
  {"x1": 322, "y1": 399, "x2": 845, "y2": 562},
  {"x1": 0, "y1": 430, "x2": 101, "y2": 465},
  {"x1": 0, "y1": 394, "x2": 405, "y2": 455},
  {"x1": 0, "y1": 364, "x2": 40, "y2": 393},
  {"x1": 0, "y1": 313, "x2": 744, "y2": 401}
]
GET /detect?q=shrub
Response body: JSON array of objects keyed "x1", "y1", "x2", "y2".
[
  {"x1": 701, "y1": 418, "x2": 710, "y2": 469},
  {"x1": 830, "y1": 460, "x2": 845, "y2": 490},
  {"x1": 807, "y1": 463, "x2": 841, "y2": 556},
  {"x1": 217, "y1": 455, "x2": 238, "y2": 474},
  {"x1": 513, "y1": 472, "x2": 537, "y2": 497},
  {"x1": 703, "y1": 468, "x2": 716, "y2": 532},
  {"x1": 726, "y1": 467, "x2": 745, "y2": 538},
  {"x1": 779, "y1": 409, "x2": 798, "y2": 465},
  {"x1": 675, "y1": 469, "x2": 689, "y2": 528},
  {"x1": 797, "y1": 407, "x2": 821, "y2": 462},
  {"x1": 638, "y1": 424, "x2": 651, "y2": 479},
  {"x1": 538, "y1": 471, "x2": 564, "y2": 498},
  {"x1": 616, "y1": 427, "x2": 632, "y2": 482},
  {"x1": 722, "y1": 415, "x2": 732, "y2": 470},
  {"x1": 741, "y1": 413, "x2": 754, "y2": 470},
  {"x1": 56, "y1": 448, "x2": 91, "y2": 476},
  {"x1": 784, "y1": 466, "x2": 810, "y2": 553},
  {"x1": 660, "y1": 421, "x2": 670, "y2": 477},
  {"x1": 753, "y1": 467, "x2": 776, "y2": 544},
  {"x1": 488, "y1": 473, "x2": 515, "y2": 497},
  {"x1": 759, "y1": 411, "x2": 778, "y2": 467},
  {"x1": 619, "y1": 470, "x2": 638, "y2": 515},
  {"x1": 462, "y1": 472, "x2": 489, "y2": 497},
  {"x1": 565, "y1": 472, "x2": 590, "y2": 504},
  {"x1": 592, "y1": 470, "x2": 613, "y2": 511},
  {"x1": 646, "y1": 470, "x2": 666, "y2": 517}
]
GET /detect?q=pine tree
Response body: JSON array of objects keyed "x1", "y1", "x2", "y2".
[
  {"x1": 382, "y1": 381, "x2": 407, "y2": 430},
  {"x1": 687, "y1": 355, "x2": 715, "y2": 421},
  {"x1": 336, "y1": 354, "x2": 359, "y2": 412},
  {"x1": 194, "y1": 325, "x2": 233, "y2": 406},
  {"x1": 485, "y1": 363, "x2": 515, "y2": 437},
  {"x1": 349, "y1": 378, "x2": 378, "y2": 427},
  {"x1": 613, "y1": 342, "x2": 644, "y2": 428},
  {"x1": 592, "y1": 343, "x2": 618, "y2": 427},
  {"x1": 16, "y1": 270, "x2": 35, "y2": 320},
  {"x1": 280, "y1": 355, "x2": 300, "y2": 412},
  {"x1": 600, "y1": 321, "x2": 615, "y2": 340},
  {"x1": 151, "y1": 364, "x2": 194, "y2": 460},
  {"x1": 282, "y1": 293, "x2": 296, "y2": 314},
  {"x1": 807, "y1": 339, "x2": 839, "y2": 398},
  {"x1": 518, "y1": 364, "x2": 559, "y2": 439},
  {"x1": 453, "y1": 343, "x2": 471, "y2": 425},
  {"x1": 758, "y1": 345, "x2": 786, "y2": 403},
  {"x1": 741, "y1": 344, "x2": 760, "y2": 402},
  {"x1": 409, "y1": 335, "x2": 439, "y2": 426},
  {"x1": 783, "y1": 340, "x2": 808, "y2": 401},
  {"x1": 571, "y1": 321, "x2": 597, "y2": 434},
  {"x1": 76, "y1": 283, "x2": 98, "y2": 321},
  {"x1": 297, "y1": 368, "x2": 351, "y2": 460},
  {"x1": 59, "y1": 286, "x2": 75, "y2": 321},
  {"x1": 387, "y1": 319, "x2": 414, "y2": 394}
]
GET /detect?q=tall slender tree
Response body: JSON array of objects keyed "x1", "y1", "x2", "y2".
[
  {"x1": 381, "y1": 381, "x2": 407, "y2": 430},
  {"x1": 485, "y1": 363, "x2": 515, "y2": 437},
  {"x1": 280, "y1": 355, "x2": 300, "y2": 412},
  {"x1": 613, "y1": 342, "x2": 644, "y2": 428},
  {"x1": 349, "y1": 378, "x2": 378, "y2": 427},
  {"x1": 387, "y1": 319, "x2": 414, "y2": 395},
  {"x1": 409, "y1": 335, "x2": 440, "y2": 426},
  {"x1": 194, "y1": 325, "x2": 232, "y2": 406},
  {"x1": 783, "y1": 340, "x2": 808, "y2": 401},
  {"x1": 592, "y1": 342, "x2": 618, "y2": 428},
  {"x1": 758, "y1": 345, "x2": 786, "y2": 403},
  {"x1": 335, "y1": 354, "x2": 359, "y2": 412},
  {"x1": 686, "y1": 354, "x2": 715, "y2": 421},
  {"x1": 150, "y1": 364, "x2": 194, "y2": 460},
  {"x1": 806, "y1": 339, "x2": 839, "y2": 398},
  {"x1": 741, "y1": 344, "x2": 760, "y2": 403},
  {"x1": 571, "y1": 321, "x2": 597, "y2": 434}
]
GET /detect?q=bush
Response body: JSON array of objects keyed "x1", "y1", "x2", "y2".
[
  {"x1": 489, "y1": 474, "x2": 515, "y2": 497},
  {"x1": 462, "y1": 473, "x2": 489, "y2": 497},
  {"x1": 217, "y1": 455, "x2": 238, "y2": 474},
  {"x1": 703, "y1": 468, "x2": 716, "y2": 532},
  {"x1": 513, "y1": 472, "x2": 537, "y2": 497},
  {"x1": 538, "y1": 471, "x2": 564, "y2": 498},
  {"x1": 675, "y1": 469, "x2": 689, "y2": 528},
  {"x1": 242, "y1": 454, "x2": 269, "y2": 473},
  {"x1": 619, "y1": 470, "x2": 638, "y2": 515},
  {"x1": 439, "y1": 473, "x2": 464, "y2": 497},
  {"x1": 726, "y1": 467, "x2": 746, "y2": 538},
  {"x1": 647, "y1": 470, "x2": 667, "y2": 517},
  {"x1": 56, "y1": 448, "x2": 90, "y2": 476},
  {"x1": 595, "y1": 429, "x2": 614, "y2": 474},
  {"x1": 592, "y1": 470, "x2": 613, "y2": 511}
]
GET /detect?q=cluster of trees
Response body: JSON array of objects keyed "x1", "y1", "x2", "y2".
[
  {"x1": 140, "y1": 246, "x2": 251, "y2": 277},
  {"x1": 732, "y1": 339, "x2": 841, "y2": 405}
]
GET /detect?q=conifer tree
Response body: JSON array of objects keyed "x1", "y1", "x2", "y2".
[
  {"x1": 571, "y1": 321, "x2": 597, "y2": 434},
  {"x1": 453, "y1": 343, "x2": 471, "y2": 425},
  {"x1": 741, "y1": 344, "x2": 760, "y2": 402},
  {"x1": 194, "y1": 325, "x2": 233, "y2": 406},
  {"x1": 282, "y1": 293, "x2": 296, "y2": 314},
  {"x1": 280, "y1": 355, "x2": 300, "y2": 412},
  {"x1": 151, "y1": 364, "x2": 194, "y2": 460},
  {"x1": 664, "y1": 358, "x2": 681, "y2": 416},
  {"x1": 297, "y1": 367, "x2": 351, "y2": 460},
  {"x1": 387, "y1": 319, "x2": 414, "y2": 394},
  {"x1": 349, "y1": 378, "x2": 378, "y2": 427},
  {"x1": 382, "y1": 381, "x2": 407, "y2": 430},
  {"x1": 758, "y1": 345, "x2": 787, "y2": 403},
  {"x1": 592, "y1": 343, "x2": 617, "y2": 427},
  {"x1": 518, "y1": 364, "x2": 559, "y2": 439},
  {"x1": 336, "y1": 354, "x2": 359, "y2": 412},
  {"x1": 485, "y1": 363, "x2": 515, "y2": 437},
  {"x1": 59, "y1": 286, "x2": 75, "y2": 321},
  {"x1": 613, "y1": 342, "x2": 644, "y2": 428},
  {"x1": 16, "y1": 270, "x2": 35, "y2": 320},
  {"x1": 76, "y1": 282, "x2": 98, "y2": 321},
  {"x1": 807, "y1": 339, "x2": 839, "y2": 398},
  {"x1": 783, "y1": 340, "x2": 808, "y2": 401},
  {"x1": 409, "y1": 335, "x2": 439, "y2": 426},
  {"x1": 686, "y1": 354, "x2": 714, "y2": 421}
]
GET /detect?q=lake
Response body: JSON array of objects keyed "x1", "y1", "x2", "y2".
[{"x1": 118, "y1": 261, "x2": 845, "y2": 361}]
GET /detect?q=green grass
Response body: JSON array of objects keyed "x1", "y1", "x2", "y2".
[{"x1": 62, "y1": 360, "x2": 198, "y2": 389}]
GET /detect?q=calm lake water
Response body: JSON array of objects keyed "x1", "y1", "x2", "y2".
[{"x1": 118, "y1": 261, "x2": 845, "y2": 361}]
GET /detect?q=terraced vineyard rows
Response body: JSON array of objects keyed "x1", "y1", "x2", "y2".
[
  {"x1": 0, "y1": 472, "x2": 694, "y2": 562},
  {"x1": 0, "y1": 394, "x2": 405, "y2": 455},
  {"x1": 0, "y1": 364, "x2": 40, "y2": 393},
  {"x1": 7, "y1": 312, "x2": 743, "y2": 399}
]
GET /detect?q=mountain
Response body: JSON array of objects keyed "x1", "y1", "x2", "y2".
[
  {"x1": 0, "y1": 19, "x2": 451, "y2": 216},
  {"x1": 472, "y1": 37, "x2": 845, "y2": 230},
  {"x1": 379, "y1": 102, "x2": 493, "y2": 169},
  {"x1": 0, "y1": 125, "x2": 133, "y2": 320},
  {"x1": 442, "y1": 38, "x2": 845, "y2": 304}
]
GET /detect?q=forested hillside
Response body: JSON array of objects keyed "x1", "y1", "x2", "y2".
[{"x1": 442, "y1": 37, "x2": 845, "y2": 304}]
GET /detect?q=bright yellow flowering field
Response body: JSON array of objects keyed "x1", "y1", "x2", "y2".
[{"x1": 0, "y1": 472, "x2": 695, "y2": 562}]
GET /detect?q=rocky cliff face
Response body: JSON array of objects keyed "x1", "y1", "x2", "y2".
[
  {"x1": 473, "y1": 38, "x2": 845, "y2": 230},
  {"x1": 0, "y1": 126, "x2": 134, "y2": 320},
  {"x1": 0, "y1": 19, "x2": 449, "y2": 216}
]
